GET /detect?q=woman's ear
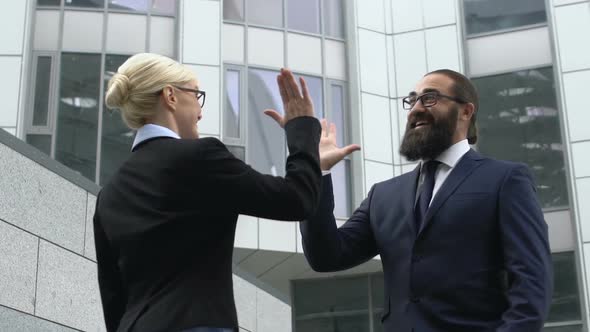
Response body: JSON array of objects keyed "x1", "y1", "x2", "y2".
[{"x1": 161, "y1": 86, "x2": 177, "y2": 109}]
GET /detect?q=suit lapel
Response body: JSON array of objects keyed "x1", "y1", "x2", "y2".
[{"x1": 417, "y1": 149, "x2": 484, "y2": 235}]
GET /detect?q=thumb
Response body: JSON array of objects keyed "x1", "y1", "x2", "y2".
[
  {"x1": 340, "y1": 144, "x2": 361, "y2": 157},
  {"x1": 263, "y1": 109, "x2": 284, "y2": 127}
]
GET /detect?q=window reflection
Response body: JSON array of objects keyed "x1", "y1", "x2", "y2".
[
  {"x1": 223, "y1": 0, "x2": 244, "y2": 21},
  {"x1": 464, "y1": 0, "x2": 547, "y2": 35},
  {"x1": 247, "y1": 0, "x2": 283, "y2": 27},
  {"x1": 331, "y1": 84, "x2": 351, "y2": 218},
  {"x1": 65, "y1": 0, "x2": 105, "y2": 8},
  {"x1": 108, "y1": 0, "x2": 149, "y2": 12},
  {"x1": 151, "y1": 0, "x2": 176, "y2": 16},
  {"x1": 294, "y1": 252, "x2": 581, "y2": 331},
  {"x1": 55, "y1": 53, "x2": 101, "y2": 181},
  {"x1": 323, "y1": 0, "x2": 345, "y2": 38},
  {"x1": 247, "y1": 68, "x2": 285, "y2": 176},
  {"x1": 288, "y1": 0, "x2": 320, "y2": 34},
  {"x1": 224, "y1": 69, "x2": 240, "y2": 138},
  {"x1": 473, "y1": 67, "x2": 569, "y2": 209},
  {"x1": 100, "y1": 54, "x2": 133, "y2": 185},
  {"x1": 32, "y1": 56, "x2": 52, "y2": 126},
  {"x1": 547, "y1": 252, "x2": 581, "y2": 322}
]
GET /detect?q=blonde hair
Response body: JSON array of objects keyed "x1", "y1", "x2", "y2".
[{"x1": 105, "y1": 53, "x2": 197, "y2": 129}]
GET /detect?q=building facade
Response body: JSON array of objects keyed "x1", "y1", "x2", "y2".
[{"x1": 0, "y1": 0, "x2": 589, "y2": 331}]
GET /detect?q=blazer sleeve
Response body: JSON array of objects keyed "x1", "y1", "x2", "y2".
[
  {"x1": 197, "y1": 116, "x2": 322, "y2": 221},
  {"x1": 497, "y1": 164, "x2": 553, "y2": 332},
  {"x1": 300, "y1": 175, "x2": 378, "y2": 272},
  {"x1": 94, "y1": 200, "x2": 127, "y2": 332}
]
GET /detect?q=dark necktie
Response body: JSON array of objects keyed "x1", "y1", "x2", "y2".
[{"x1": 415, "y1": 160, "x2": 440, "y2": 231}]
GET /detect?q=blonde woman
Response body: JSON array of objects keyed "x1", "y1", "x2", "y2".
[{"x1": 94, "y1": 53, "x2": 322, "y2": 332}]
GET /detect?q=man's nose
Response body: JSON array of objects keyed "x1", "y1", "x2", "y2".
[{"x1": 409, "y1": 99, "x2": 427, "y2": 116}]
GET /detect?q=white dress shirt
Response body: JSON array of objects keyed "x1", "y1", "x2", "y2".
[
  {"x1": 131, "y1": 124, "x2": 180, "y2": 151},
  {"x1": 419, "y1": 139, "x2": 471, "y2": 207}
]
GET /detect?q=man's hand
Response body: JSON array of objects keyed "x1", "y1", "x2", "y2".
[
  {"x1": 263, "y1": 68, "x2": 314, "y2": 126},
  {"x1": 318, "y1": 119, "x2": 360, "y2": 171}
]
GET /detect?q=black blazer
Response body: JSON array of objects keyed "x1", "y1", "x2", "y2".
[{"x1": 94, "y1": 117, "x2": 322, "y2": 332}]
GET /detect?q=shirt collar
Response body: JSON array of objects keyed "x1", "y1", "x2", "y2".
[
  {"x1": 131, "y1": 124, "x2": 180, "y2": 151},
  {"x1": 420, "y1": 139, "x2": 470, "y2": 169},
  {"x1": 435, "y1": 139, "x2": 470, "y2": 168}
]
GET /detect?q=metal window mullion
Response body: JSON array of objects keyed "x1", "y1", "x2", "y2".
[
  {"x1": 243, "y1": 0, "x2": 250, "y2": 165},
  {"x1": 50, "y1": 2, "x2": 66, "y2": 159},
  {"x1": 239, "y1": 65, "x2": 246, "y2": 146},
  {"x1": 319, "y1": 0, "x2": 327, "y2": 120},
  {"x1": 24, "y1": 53, "x2": 40, "y2": 136},
  {"x1": 95, "y1": 4, "x2": 109, "y2": 183},
  {"x1": 146, "y1": 1, "x2": 152, "y2": 52}
]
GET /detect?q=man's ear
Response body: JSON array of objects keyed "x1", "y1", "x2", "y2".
[{"x1": 462, "y1": 102, "x2": 475, "y2": 121}]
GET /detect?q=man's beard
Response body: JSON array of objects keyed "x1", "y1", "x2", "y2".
[{"x1": 399, "y1": 106, "x2": 458, "y2": 161}]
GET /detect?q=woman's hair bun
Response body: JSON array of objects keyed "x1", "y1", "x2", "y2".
[{"x1": 105, "y1": 72, "x2": 131, "y2": 109}]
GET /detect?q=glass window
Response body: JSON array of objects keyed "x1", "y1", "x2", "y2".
[
  {"x1": 472, "y1": 67, "x2": 569, "y2": 209},
  {"x1": 332, "y1": 160, "x2": 351, "y2": 218},
  {"x1": 100, "y1": 54, "x2": 133, "y2": 185},
  {"x1": 294, "y1": 276, "x2": 370, "y2": 331},
  {"x1": 543, "y1": 326, "x2": 583, "y2": 332},
  {"x1": 247, "y1": 0, "x2": 283, "y2": 27},
  {"x1": 37, "y1": 0, "x2": 60, "y2": 6},
  {"x1": 223, "y1": 0, "x2": 244, "y2": 21},
  {"x1": 323, "y1": 0, "x2": 344, "y2": 38},
  {"x1": 248, "y1": 68, "x2": 285, "y2": 176},
  {"x1": 32, "y1": 56, "x2": 52, "y2": 127},
  {"x1": 108, "y1": 0, "x2": 149, "y2": 12},
  {"x1": 331, "y1": 84, "x2": 351, "y2": 218},
  {"x1": 65, "y1": 0, "x2": 105, "y2": 8},
  {"x1": 547, "y1": 252, "x2": 582, "y2": 323},
  {"x1": 288, "y1": 0, "x2": 320, "y2": 34},
  {"x1": 226, "y1": 145, "x2": 245, "y2": 162},
  {"x1": 55, "y1": 53, "x2": 101, "y2": 181},
  {"x1": 224, "y1": 69, "x2": 241, "y2": 138},
  {"x1": 26, "y1": 134, "x2": 52, "y2": 155},
  {"x1": 371, "y1": 273, "x2": 385, "y2": 332},
  {"x1": 152, "y1": 0, "x2": 176, "y2": 16},
  {"x1": 464, "y1": 0, "x2": 547, "y2": 35}
]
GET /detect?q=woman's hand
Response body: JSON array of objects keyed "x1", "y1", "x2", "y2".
[{"x1": 263, "y1": 68, "x2": 314, "y2": 127}]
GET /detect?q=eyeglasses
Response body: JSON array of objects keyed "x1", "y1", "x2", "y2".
[
  {"x1": 402, "y1": 91, "x2": 466, "y2": 110},
  {"x1": 173, "y1": 86, "x2": 206, "y2": 108}
]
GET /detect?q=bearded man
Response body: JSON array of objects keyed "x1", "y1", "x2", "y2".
[{"x1": 297, "y1": 69, "x2": 553, "y2": 332}]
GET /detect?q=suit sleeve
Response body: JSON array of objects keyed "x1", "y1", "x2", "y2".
[
  {"x1": 198, "y1": 116, "x2": 322, "y2": 221},
  {"x1": 94, "y1": 201, "x2": 127, "y2": 332},
  {"x1": 300, "y1": 175, "x2": 378, "y2": 272},
  {"x1": 497, "y1": 164, "x2": 553, "y2": 332}
]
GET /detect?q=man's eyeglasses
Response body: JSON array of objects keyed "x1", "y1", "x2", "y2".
[
  {"x1": 173, "y1": 86, "x2": 206, "y2": 108},
  {"x1": 402, "y1": 91, "x2": 466, "y2": 110}
]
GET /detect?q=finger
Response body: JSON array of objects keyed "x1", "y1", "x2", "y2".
[
  {"x1": 340, "y1": 144, "x2": 362, "y2": 157},
  {"x1": 264, "y1": 109, "x2": 284, "y2": 126},
  {"x1": 329, "y1": 122, "x2": 337, "y2": 140},
  {"x1": 276, "y1": 75, "x2": 289, "y2": 106},
  {"x1": 300, "y1": 76, "x2": 311, "y2": 102},
  {"x1": 320, "y1": 118, "x2": 328, "y2": 137},
  {"x1": 282, "y1": 68, "x2": 301, "y2": 99}
]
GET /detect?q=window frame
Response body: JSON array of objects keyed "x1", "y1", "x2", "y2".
[
  {"x1": 26, "y1": 52, "x2": 58, "y2": 135},
  {"x1": 462, "y1": 0, "x2": 549, "y2": 38}
]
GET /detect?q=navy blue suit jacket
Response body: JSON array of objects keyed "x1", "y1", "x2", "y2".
[{"x1": 301, "y1": 149, "x2": 552, "y2": 332}]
